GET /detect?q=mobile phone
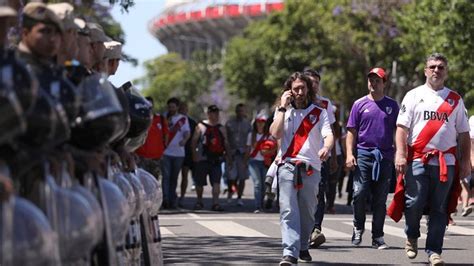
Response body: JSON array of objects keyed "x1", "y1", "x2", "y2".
[{"x1": 290, "y1": 92, "x2": 295, "y2": 107}]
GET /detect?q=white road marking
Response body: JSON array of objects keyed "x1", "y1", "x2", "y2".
[
  {"x1": 160, "y1": 226, "x2": 176, "y2": 236},
  {"x1": 321, "y1": 227, "x2": 352, "y2": 238},
  {"x1": 343, "y1": 222, "x2": 427, "y2": 239},
  {"x1": 197, "y1": 221, "x2": 269, "y2": 237},
  {"x1": 187, "y1": 213, "x2": 200, "y2": 219},
  {"x1": 272, "y1": 221, "x2": 351, "y2": 238},
  {"x1": 446, "y1": 225, "x2": 474, "y2": 236}
]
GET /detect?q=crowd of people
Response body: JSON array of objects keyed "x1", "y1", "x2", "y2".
[
  {"x1": 137, "y1": 55, "x2": 474, "y2": 265},
  {"x1": 269, "y1": 55, "x2": 473, "y2": 266},
  {"x1": 1, "y1": 1, "x2": 473, "y2": 266}
]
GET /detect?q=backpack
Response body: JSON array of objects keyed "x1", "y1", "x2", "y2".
[{"x1": 201, "y1": 122, "x2": 225, "y2": 160}]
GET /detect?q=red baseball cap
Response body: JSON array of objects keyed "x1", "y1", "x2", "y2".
[
  {"x1": 255, "y1": 114, "x2": 267, "y2": 122},
  {"x1": 367, "y1": 68, "x2": 386, "y2": 81}
]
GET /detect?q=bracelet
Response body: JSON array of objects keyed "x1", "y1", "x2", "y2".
[{"x1": 277, "y1": 106, "x2": 287, "y2": 113}]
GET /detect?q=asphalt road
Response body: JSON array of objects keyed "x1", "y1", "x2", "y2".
[{"x1": 158, "y1": 179, "x2": 474, "y2": 265}]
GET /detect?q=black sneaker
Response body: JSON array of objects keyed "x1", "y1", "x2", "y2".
[
  {"x1": 279, "y1": 255, "x2": 297, "y2": 266},
  {"x1": 372, "y1": 237, "x2": 389, "y2": 250},
  {"x1": 299, "y1": 250, "x2": 312, "y2": 263},
  {"x1": 351, "y1": 228, "x2": 364, "y2": 246}
]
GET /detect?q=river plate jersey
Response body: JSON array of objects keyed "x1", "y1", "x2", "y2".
[
  {"x1": 277, "y1": 104, "x2": 332, "y2": 171},
  {"x1": 396, "y1": 84, "x2": 469, "y2": 165}
]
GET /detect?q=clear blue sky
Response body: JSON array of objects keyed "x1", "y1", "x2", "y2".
[{"x1": 109, "y1": 1, "x2": 167, "y2": 89}]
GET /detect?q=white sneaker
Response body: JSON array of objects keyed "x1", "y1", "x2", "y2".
[{"x1": 429, "y1": 253, "x2": 445, "y2": 265}]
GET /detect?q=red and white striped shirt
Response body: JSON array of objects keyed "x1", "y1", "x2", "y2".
[
  {"x1": 397, "y1": 85, "x2": 469, "y2": 165},
  {"x1": 277, "y1": 104, "x2": 333, "y2": 170}
]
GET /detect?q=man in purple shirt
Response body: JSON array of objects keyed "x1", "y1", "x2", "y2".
[{"x1": 346, "y1": 68, "x2": 399, "y2": 249}]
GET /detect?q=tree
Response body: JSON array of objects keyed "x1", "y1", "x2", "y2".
[
  {"x1": 224, "y1": 0, "x2": 407, "y2": 112},
  {"x1": 394, "y1": 0, "x2": 474, "y2": 114},
  {"x1": 138, "y1": 51, "x2": 225, "y2": 118}
]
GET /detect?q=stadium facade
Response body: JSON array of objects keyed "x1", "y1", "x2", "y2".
[{"x1": 148, "y1": 0, "x2": 284, "y2": 59}]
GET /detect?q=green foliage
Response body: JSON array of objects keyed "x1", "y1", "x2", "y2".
[
  {"x1": 395, "y1": 0, "x2": 474, "y2": 114},
  {"x1": 224, "y1": 0, "x2": 474, "y2": 115},
  {"x1": 138, "y1": 52, "x2": 222, "y2": 117},
  {"x1": 224, "y1": 0, "x2": 406, "y2": 110}
]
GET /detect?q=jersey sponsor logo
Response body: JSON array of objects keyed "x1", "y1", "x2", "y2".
[
  {"x1": 400, "y1": 104, "x2": 406, "y2": 113},
  {"x1": 423, "y1": 111, "x2": 449, "y2": 122},
  {"x1": 447, "y1": 98, "x2": 454, "y2": 106},
  {"x1": 386, "y1": 106, "x2": 392, "y2": 114}
]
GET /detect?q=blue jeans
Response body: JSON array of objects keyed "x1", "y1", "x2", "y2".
[
  {"x1": 278, "y1": 162, "x2": 320, "y2": 258},
  {"x1": 404, "y1": 161, "x2": 454, "y2": 255},
  {"x1": 352, "y1": 151, "x2": 392, "y2": 238},
  {"x1": 161, "y1": 155, "x2": 184, "y2": 207},
  {"x1": 249, "y1": 159, "x2": 267, "y2": 210},
  {"x1": 313, "y1": 161, "x2": 328, "y2": 231}
]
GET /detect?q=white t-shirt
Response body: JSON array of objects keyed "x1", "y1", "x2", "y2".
[
  {"x1": 469, "y1": 115, "x2": 474, "y2": 139},
  {"x1": 315, "y1": 95, "x2": 336, "y2": 125},
  {"x1": 163, "y1": 113, "x2": 190, "y2": 157},
  {"x1": 277, "y1": 104, "x2": 333, "y2": 170},
  {"x1": 397, "y1": 85, "x2": 469, "y2": 165}
]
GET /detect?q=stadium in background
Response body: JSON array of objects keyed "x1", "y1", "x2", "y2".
[{"x1": 149, "y1": 0, "x2": 284, "y2": 60}]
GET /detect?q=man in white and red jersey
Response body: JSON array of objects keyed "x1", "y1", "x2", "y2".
[
  {"x1": 161, "y1": 97, "x2": 190, "y2": 209},
  {"x1": 391, "y1": 53, "x2": 470, "y2": 265},
  {"x1": 303, "y1": 68, "x2": 337, "y2": 248},
  {"x1": 270, "y1": 72, "x2": 333, "y2": 265}
]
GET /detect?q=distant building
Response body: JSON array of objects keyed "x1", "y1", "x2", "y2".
[{"x1": 149, "y1": 0, "x2": 284, "y2": 60}]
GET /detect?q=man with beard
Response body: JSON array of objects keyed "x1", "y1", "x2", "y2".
[{"x1": 270, "y1": 72, "x2": 333, "y2": 265}]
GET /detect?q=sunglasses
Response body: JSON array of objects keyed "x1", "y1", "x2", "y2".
[{"x1": 427, "y1": 65, "x2": 445, "y2": 71}]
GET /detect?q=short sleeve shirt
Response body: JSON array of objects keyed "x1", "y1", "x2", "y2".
[
  {"x1": 226, "y1": 117, "x2": 252, "y2": 154},
  {"x1": 347, "y1": 96, "x2": 399, "y2": 160},
  {"x1": 277, "y1": 104, "x2": 333, "y2": 170},
  {"x1": 397, "y1": 85, "x2": 470, "y2": 165},
  {"x1": 164, "y1": 113, "x2": 190, "y2": 157},
  {"x1": 315, "y1": 95, "x2": 336, "y2": 125},
  {"x1": 469, "y1": 115, "x2": 474, "y2": 139}
]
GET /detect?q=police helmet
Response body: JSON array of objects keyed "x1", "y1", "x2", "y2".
[
  {"x1": 122, "y1": 82, "x2": 152, "y2": 139},
  {"x1": 109, "y1": 85, "x2": 131, "y2": 144},
  {"x1": 69, "y1": 74, "x2": 123, "y2": 150},
  {"x1": 18, "y1": 89, "x2": 58, "y2": 147},
  {"x1": 42, "y1": 72, "x2": 81, "y2": 125},
  {"x1": 123, "y1": 130, "x2": 148, "y2": 152}
]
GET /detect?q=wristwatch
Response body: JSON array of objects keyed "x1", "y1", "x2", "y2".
[{"x1": 277, "y1": 106, "x2": 287, "y2": 113}]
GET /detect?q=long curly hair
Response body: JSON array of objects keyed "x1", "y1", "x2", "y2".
[{"x1": 283, "y1": 72, "x2": 314, "y2": 107}]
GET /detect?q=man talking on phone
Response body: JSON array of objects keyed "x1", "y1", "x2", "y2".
[{"x1": 270, "y1": 72, "x2": 334, "y2": 265}]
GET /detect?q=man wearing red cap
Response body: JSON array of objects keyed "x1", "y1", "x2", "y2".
[
  {"x1": 392, "y1": 53, "x2": 470, "y2": 265},
  {"x1": 346, "y1": 67, "x2": 399, "y2": 249}
]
